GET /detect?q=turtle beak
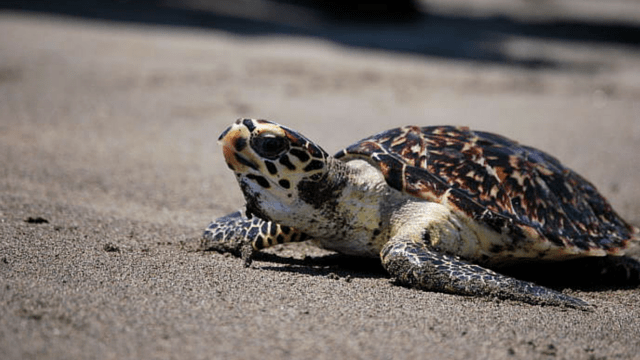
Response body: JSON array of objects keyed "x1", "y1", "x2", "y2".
[
  {"x1": 217, "y1": 125, "x2": 233, "y2": 143},
  {"x1": 218, "y1": 121, "x2": 258, "y2": 172}
]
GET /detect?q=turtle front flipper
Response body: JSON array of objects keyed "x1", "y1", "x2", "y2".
[
  {"x1": 380, "y1": 237, "x2": 592, "y2": 310},
  {"x1": 201, "y1": 209, "x2": 311, "y2": 266}
]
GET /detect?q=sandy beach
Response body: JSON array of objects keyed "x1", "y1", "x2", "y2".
[{"x1": 1, "y1": 3, "x2": 640, "y2": 359}]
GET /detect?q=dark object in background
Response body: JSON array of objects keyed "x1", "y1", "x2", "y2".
[{"x1": 272, "y1": 0, "x2": 421, "y2": 21}]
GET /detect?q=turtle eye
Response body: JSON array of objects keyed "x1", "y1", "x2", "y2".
[{"x1": 251, "y1": 133, "x2": 289, "y2": 159}]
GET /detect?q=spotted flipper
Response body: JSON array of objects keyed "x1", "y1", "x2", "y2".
[
  {"x1": 201, "y1": 210, "x2": 311, "y2": 266},
  {"x1": 381, "y1": 236, "x2": 592, "y2": 310}
]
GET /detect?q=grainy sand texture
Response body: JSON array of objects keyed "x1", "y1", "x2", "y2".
[{"x1": 1, "y1": 2, "x2": 640, "y2": 359}]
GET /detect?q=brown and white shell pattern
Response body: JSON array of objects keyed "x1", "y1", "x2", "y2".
[{"x1": 335, "y1": 125, "x2": 638, "y2": 256}]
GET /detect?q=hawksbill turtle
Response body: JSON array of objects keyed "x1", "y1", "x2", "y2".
[{"x1": 202, "y1": 118, "x2": 640, "y2": 309}]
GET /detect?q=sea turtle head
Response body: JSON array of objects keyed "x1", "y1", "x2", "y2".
[{"x1": 218, "y1": 118, "x2": 330, "y2": 223}]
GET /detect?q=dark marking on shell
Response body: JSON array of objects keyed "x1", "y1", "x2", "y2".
[
  {"x1": 403, "y1": 164, "x2": 450, "y2": 199},
  {"x1": 374, "y1": 154, "x2": 404, "y2": 192}
]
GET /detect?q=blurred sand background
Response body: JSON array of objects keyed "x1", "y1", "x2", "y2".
[{"x1": 1, "y1": 1, "x2": 640, "y2": 359}]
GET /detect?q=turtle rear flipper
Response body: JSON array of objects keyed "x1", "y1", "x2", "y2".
[
  {"x1": 202, "y1": 209, "x2": 311, "y2": 265},
  {"x1": 381, "y1": 237, "x2": 592, "y2": 310}
]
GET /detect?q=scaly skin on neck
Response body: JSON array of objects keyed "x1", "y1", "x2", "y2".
[{"x1": 245, "y1": 156, "x2": 405, "y2": 258}]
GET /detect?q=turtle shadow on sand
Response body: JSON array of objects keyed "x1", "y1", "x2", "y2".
[
  {"x1": 496, "y1": 256, "x2": 640, "y2": 292},
  {"x1": 245, "y1": 250, "x2": 640, "y2": 292},
  {"x1": 251, "y1": 251, "x2": 388, "y2": 280}
]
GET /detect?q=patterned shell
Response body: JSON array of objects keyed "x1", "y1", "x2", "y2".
[{"x1": 335, "y1": 125, "x2": 638, "y2": 254}]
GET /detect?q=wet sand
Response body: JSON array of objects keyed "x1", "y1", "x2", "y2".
[{"x1": 1, "y1": 10, "x2": 640, "y2": 360}]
